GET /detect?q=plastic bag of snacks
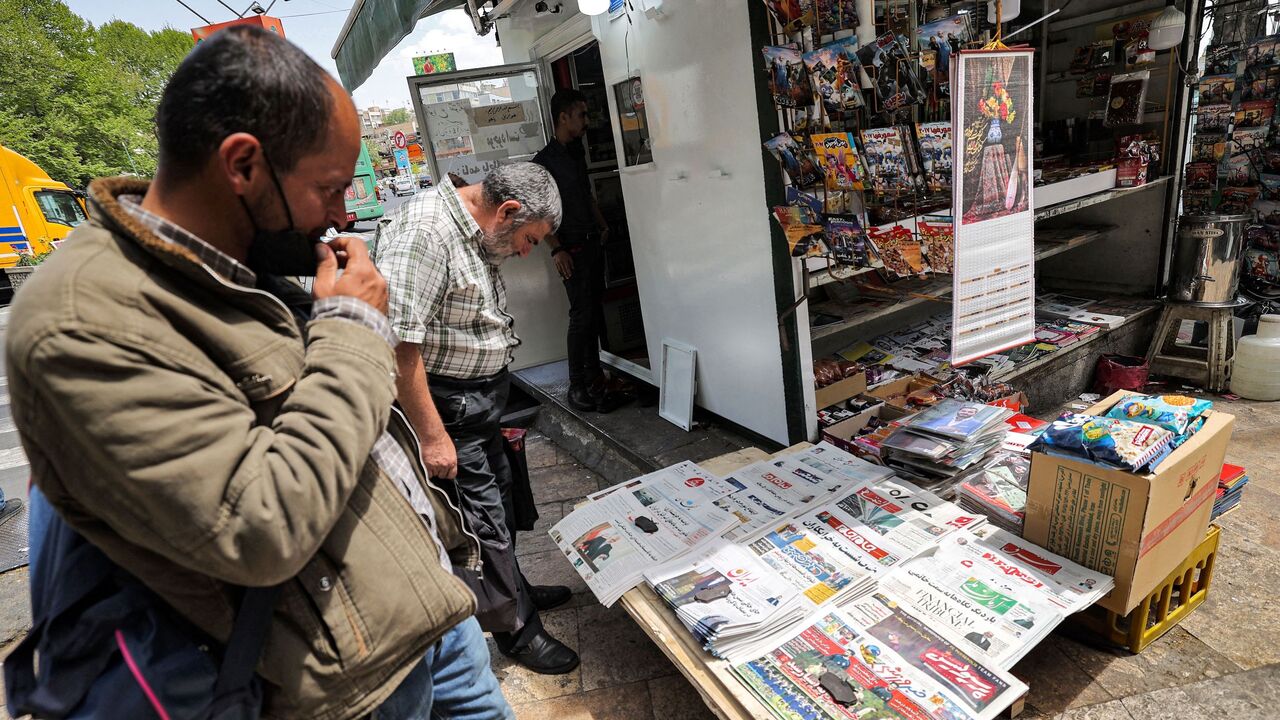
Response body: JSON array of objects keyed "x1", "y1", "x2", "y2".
[
  {"x1": 1103, "y1": 394, "x2": 1212, "y2": 435},
  {"x1": 1032, "y1": 414, "x2": 1175, "y2": 471}
]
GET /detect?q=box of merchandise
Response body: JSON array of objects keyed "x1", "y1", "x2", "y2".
[
  {"x1": 1022, "y1": 391, "x2": 1234, "y2": 614},
  {"x1": 815, "y1": 372, "x2": 869, "y2": 411},
  {"x1": 865, "y1": 373, "x2": 943, "y2": 409},
  {"x1": 821, "y1": 396, "x2": 912, "y2": 458}
]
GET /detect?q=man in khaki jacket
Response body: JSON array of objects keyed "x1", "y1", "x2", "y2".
[{"x1": 5, "y1": 27, "x2": 513, "y2": 720}]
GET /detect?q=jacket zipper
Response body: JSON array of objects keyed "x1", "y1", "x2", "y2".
[{"x1": 390, "y1": 405, "x2": 484, "y2": 575}]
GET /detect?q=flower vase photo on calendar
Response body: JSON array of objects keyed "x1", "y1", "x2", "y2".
[{"x1": 959, "y1": 52, "x2": 1032, "y2": 225}]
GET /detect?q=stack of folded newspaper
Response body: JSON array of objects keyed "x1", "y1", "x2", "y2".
[
  {"x1": 644, "y1": 540, "x2": 809, "y2": 663},
  {"x1": 714, "y1": 444, "x2": 895, "y2": 542},
  {"x1": 876, "y1": 524, "x2": 1113, "y2": 668},
  {"x1": 734, "y1": 591, "x2": 1029, "y2": 720},
  {"x1": 880, "y1": 399, "x2": 1014, "y2": 491},
  {"x1": 550, "y1": 461, "x2": 741, "y2": 606}
]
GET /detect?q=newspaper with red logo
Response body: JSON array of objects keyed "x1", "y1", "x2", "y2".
[
  {"x1": 715, "y1": 457, "x2": 857, "y2": 542},
  {"x1": 733, "y1": 597, "x2": 1027, "y2": 720},
  {"x1": 876, "y1": 526, "x2": 1111, "y2": 667}
]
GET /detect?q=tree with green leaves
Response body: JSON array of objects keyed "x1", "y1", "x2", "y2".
[
  {"x1": 383, "y1": 107, "x2": 410, "y2": 125},
  {"x1": 0, "y1": 0, "x2": 193, "y2": 188}
]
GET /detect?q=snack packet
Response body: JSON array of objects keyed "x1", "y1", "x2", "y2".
[
  {"x1": 1104, "y1": 394, "x2": 1212, "y2": 435},
  {"x1": 1033, "y1": 414, "x2": 1175, "y2": 471}
]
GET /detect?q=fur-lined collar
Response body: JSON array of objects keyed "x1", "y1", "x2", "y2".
[{"x1": 86, "y1": 177, "x2": 206, "y2": 271}]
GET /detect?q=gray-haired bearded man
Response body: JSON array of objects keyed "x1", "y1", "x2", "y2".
[{"x1": 375, "y1": 163, "x2": 580, "y2": 674}]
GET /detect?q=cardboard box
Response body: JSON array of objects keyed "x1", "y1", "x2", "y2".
[
  {"x1": 1022, "y1": 391, "x2": 1234, "y2": 614},
  {"x1": 821, "y1": 397, "x2": 911, "y2": 458},
  {"x1": 815, "y1": 372, "x2": 869, "y2": 411},
  {"x1": 866, "y1": 373, "x2": 942, "y2": 409}
]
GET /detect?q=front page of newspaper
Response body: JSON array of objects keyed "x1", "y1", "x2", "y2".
[{"x1": 551, "y1": 478, "x2": 738, "y2": 606}]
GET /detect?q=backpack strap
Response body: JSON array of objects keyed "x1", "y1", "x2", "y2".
[{"x1": 214, "y1": 585, "x2": 282, "y2": 698}]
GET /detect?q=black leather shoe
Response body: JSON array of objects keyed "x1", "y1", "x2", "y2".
[
  {"x1": 529, "y1": 584, "x2": 572, "y2": 611},
  {"x1": 567, "y1": 385, "x2": 596, "y2": 412},
  {"x1": 500, "y1": 629, "x2": 580, "y2": 675}
]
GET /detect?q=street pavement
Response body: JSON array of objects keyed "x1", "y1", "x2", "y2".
[{"x1": 0, "y1": 307, "x2": 27, "y2": 505}]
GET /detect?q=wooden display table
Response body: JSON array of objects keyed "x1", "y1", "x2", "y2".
[{"x1": 613, "y1": 444, "x2": 1027, "y2": 720}]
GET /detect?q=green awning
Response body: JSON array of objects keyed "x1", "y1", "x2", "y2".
[{"x1": 331, "y1": 0, "x2": 467, "y2": 91}]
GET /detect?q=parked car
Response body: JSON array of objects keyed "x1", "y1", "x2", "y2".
[{"x1": 392, "y1": 176, "x2": 416, "y2": 197}]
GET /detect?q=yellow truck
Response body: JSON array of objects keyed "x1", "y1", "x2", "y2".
[{"x1": 1, "y1": 143, "x2": 87, "y2": 269}]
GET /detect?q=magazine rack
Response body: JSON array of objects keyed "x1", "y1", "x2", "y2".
[{"x1": 615, "y1": 443, "x2": 1029, "y2": 720}]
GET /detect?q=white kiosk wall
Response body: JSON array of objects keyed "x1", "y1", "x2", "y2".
[{"x1": 591, "y1": 4, "x2": 795, "y2": 443}]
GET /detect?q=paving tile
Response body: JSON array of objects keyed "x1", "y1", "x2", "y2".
[
  {"x1": 1051, "y1": 626, "x2": 1241, "y2": 699},
  {"x1": 488, "y1": 606, "x2": 583, "y2": 705},
  {"x1": 1012, "y1": 633, "x2": 1115, "y2": 715},
  {"x1": 576, "y1": 603, "x2": 674, "y2": 692},
  {"x1": 1209, "y1": 483, "x2": 1280, "y2": 553},
  {"x1": 531, "y1": 464, "x2": 605, "y2": 505},
  {"x1": 653, "y1": 436, "x2": 744, "y2": 468},
  {"x1": 645, "y1": 674, "x2": 717, "y2": 720},
  {"x1": 519, "y1": 549, "x2": 590, "y2": 598},
  {"x1": 1180, "y1": 541, "x2": 1280, "y2": 669},
  {"x1": 0, "y1": 566, "x2": 29, "y2": 647},
  {"x1": 1052, "y1": 700, "x2": 1139, "y2": 720},
  {"x1": 526, "y1": 433, "x2": 561, "y2": 469},
  {"x1": 516, "y1": 502, "x2": 567, "y2": 559},
  {"x1": 512, "y1": 679, "x2": 653, "y2": 720},
  {"x1": 1120, "y1": 664, "x2": 1280, "y2": 720}
]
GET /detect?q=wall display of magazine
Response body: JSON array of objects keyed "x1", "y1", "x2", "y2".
[{"x1": 951, "y1": 49, "x2": 1036, "y2": 366}]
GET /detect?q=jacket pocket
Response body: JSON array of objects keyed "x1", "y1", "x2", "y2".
[{"x1": 295, "y1": 552, "x2": 373, "y2": 664}]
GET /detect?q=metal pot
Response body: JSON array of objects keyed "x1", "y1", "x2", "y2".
[{"x1": 1169, "y1": 214, "x2": 1249, "y2": 306}]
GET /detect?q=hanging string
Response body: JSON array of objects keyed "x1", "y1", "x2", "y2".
[{"x1": 984, "y1": 0, "x2": 1010, "y2": 50}]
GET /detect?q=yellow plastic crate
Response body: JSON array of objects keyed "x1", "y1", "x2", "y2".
[{"x1": 1069, "y1": 525, "x2": 1220, "y2": 653}]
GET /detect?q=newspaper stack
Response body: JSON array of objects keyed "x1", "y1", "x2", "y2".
[
  {"x1": 711, "y1": 453, "x2": 860, "y2": 538},
  {"x1": 877, "y1": 525, "x2": 1112, "y2": 668},
  {"x1": 955, "y1": 451, "x2": 1032, "y2": 535},
  {"x1": 880, "y1": 399, "x2": 1014, "y2": 492},
  {"x1": 550, "y1": 461, "x2": 741, "y2": 606},
  {"x1": 645, "y1": 540, "x2": 809, "y2": 663},
  {"x1": 745, "y1": 477, "x2": 987, "y2": 632},
  {"x1": 734, "y1": 593, "x2": 1028, "y2": 720}
]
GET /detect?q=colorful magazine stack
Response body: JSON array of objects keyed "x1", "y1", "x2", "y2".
[
  {"x1": 1214, "y1": 463, "x2": 1250, "y2": 519},
  {"x1": 880, "y1": 399, "x2": 1014, "y2": 488},
  {"x1": 955, "y1": 451, "x2": 1032, "y2": 534}
]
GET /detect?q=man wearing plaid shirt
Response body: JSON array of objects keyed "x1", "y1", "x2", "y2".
[{"x1": 376, "y1": 162, "x2": 581, "y2": 675}]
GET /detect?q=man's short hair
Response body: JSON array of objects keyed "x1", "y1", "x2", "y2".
[
  {"x1": 549, "y1": 88, "x2": 588, "y2": 127},
  {"x1": 155, "y1": 26, "x2": 335, "y2": 173},
  {"x1": 482, "y1": 162, "x2": 562, "y2": 232}
]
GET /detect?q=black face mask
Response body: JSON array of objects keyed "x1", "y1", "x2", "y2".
[{"x1": 240, "y1": 153, "x2": 321, "y2": 277}]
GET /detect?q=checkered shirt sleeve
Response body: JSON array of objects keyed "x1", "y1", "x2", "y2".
[
  {"x1": 375, "y1": 222, "x2": 450, "y2": 346},
  {"x1": 311, "y1": 296, "x2": 398, "y2": 348}
]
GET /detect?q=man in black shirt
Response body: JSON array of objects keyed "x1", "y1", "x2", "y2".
[{"x1": 533, "y1": 89, "x2": 612, "y2": 412}]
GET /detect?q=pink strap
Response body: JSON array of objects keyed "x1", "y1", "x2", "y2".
[{"x1": 115, "y1": 629, "x2": 172, "y2": 720}]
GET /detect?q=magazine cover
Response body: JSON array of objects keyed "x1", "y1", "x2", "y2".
[
  {"x1": 760, "y1": 0, "x2": 813, "y2": 33},
  {"x1": 1229, "y1": 125, "x2": 1269, "y2": 155},
  {"x1": 765, "y1": 132, "x2": 823, "y2": 186},
  {"x1": 1204, "y1": 41, "x2": 1243, "y2": 76},
  {"x1": 912, "y1": 399, "x2": 1009, "y2": 440},
  {"x1": 918, "y1": 216, "x2": 954, "y2": 273},
  {"x1": 860, "y1": 126, "x2": 918, "y2": 196},
  {"x1": 856, "y1": 32, "x2": 926, "y2": 111},
  {"x1": 916, "y1": 15, "x2": 970, "y2": 77},
  {"x1": 1185, "y1": 161, "x2": 1218, "y2": 189},
  {"x1": 867, "y1": 225, "x2": 927, "y2": 278},
  {"x1": 1245, "y1": 65, "x2": 1280, "y2": 101},
  {"x1": 915, "y1": 121, "x2": 954, "y2": 193},
  {"x1": 1196, "y1": 103, "x2": 1234, "y2": 133},
  {"x1": 1191, "y1": 133, "x2": 1226, "y2": 162},
  {"x1": 1227, "y1": 152, "x2": 1258, "y2": 186},
  {"x1": 773, "y1": 205, "x2": 828, "y2": 257},
  {"x1": 1198, "y1": 74, "x2": 1236, "y2": 105},
  {"x1": 814, "y1": 0, "x2": 858, "y2": 31},
  {"x1": 762, "y1": 45, "x2": 813, "y2": 108},
  {"x1": 824, "y1": 217, "x2": 875, "y2": 268},
  {"x1": 811, "y1": 132, "x2": 865, "y2": 190},
  {"x1": 1236, "y1": 99, "x2": 1276, "y2": 128},
  {"x1": 804, "y1": 38, "x2": 865, "y2": 113}
]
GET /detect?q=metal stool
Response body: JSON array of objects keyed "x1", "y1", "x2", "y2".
[{"x1": 1145, "y1": 304, "x2": 1236, "y2": 392}]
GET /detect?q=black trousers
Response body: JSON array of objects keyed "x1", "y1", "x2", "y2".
[
  {"x1": 563, "y1": 240, "x2": 607, "y2": 389},
  {"x1": 429, "y1": 371, "x2": 542, "y2": 651}
]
